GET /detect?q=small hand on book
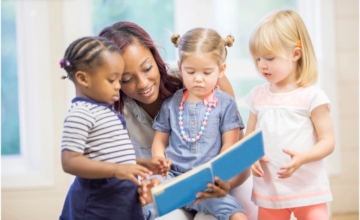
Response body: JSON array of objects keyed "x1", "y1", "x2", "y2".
[
  {"x1": 194, "y1": 176, "x2": 231, "y2": 204},
  {"x1": 143, "y1": 157, "x2": 172, "y2": 178},
  {"x1": 138, "y1": 177, "x2": 161, "y2": 206}
]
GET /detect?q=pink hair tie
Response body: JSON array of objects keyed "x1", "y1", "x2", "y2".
[{"x1": 59, "y1": 59, "x2": 71, "y2": 69}]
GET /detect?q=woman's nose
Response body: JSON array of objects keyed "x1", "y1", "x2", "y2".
[{"x1": 137, "y1": 74, "x2": 148, "y2": 89}]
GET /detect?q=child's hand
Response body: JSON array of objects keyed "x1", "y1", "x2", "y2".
[
  {"x1": 115, "y1": 164, "x2": 152, "y2": 185},
  {"x1": 278, "y1": 149, "x2": 305, "y2": 178},
  {"x1": 138, "y1": 177, "x2": 161, "y2": 206},
  {"x1": 251, "y1": 156, "x2": 269, "y2": 177},
  {"x1": 145, "y1": 157, "x2": 172, "y2": 178}
]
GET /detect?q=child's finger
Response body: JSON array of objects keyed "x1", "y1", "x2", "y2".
[
  {"x1": 252, "y1": 162, "x2": 264, "y2": 176},
  {"x1": 252, "y1": 168, "x2": 263, "y2": 177},
  {"x1": 260, "y1": 155, "x2": 270, "y2": 162},
  {"x1": 128, "y1": 175, "x2": 141, "y2": 185},
  {"x1": 150, "y1": 177, "x2": 161, "y2": 186}
]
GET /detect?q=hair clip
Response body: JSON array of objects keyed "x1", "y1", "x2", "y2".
[
  {"x1": 59, "y1": 59, "x2": 71, "y2": 69},
  {"x1": 297, "y1": 40, "x2": 302, "y2": 47}
]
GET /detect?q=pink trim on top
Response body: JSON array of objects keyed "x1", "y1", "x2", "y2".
[
  {"x1": 252, "y1": 84, "x2": 316, "y2": 108},
  {"x1": 252, "y1": 189, "x2": 331, "y2": 202}
]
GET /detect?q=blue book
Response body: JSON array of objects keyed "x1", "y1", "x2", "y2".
[{"x1": 151, "y1": 129, "x2": 264, "y2": 216}]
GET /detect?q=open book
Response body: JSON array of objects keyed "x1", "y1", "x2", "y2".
[{"x1": 150, "y1": 129, "x2": 264, "y2": 216}]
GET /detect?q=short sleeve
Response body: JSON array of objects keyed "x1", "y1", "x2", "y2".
[
  {"x1": 61, "y1": 106, "x2": 95, "y2": 153},
  {"x1": 152, "y1": 97, "x2": 172, "y2": 133},
  {"x1": 220, "y1": 94, "x2": 244, "y2": 133},
  {"x1": 309, "y1": 88, "x2": 330, "y2": 113},
  {"x1": 243, "y1": 87, "x2": 257, "y2": 114}
]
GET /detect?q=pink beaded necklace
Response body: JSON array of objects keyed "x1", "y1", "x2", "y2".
[{"x1": 178, "y1": 89, "x2": 218, "y2": 143}]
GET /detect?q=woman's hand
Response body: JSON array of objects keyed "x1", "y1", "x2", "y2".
[
  {"x1": 144, "y1": 157, "x2": 172, "y2": 178},
  {"x1": 138, "y1": 177, "x2": 161, "y2": 205},
  {"x1": 194, "y1": 177, "x2": 230, "y2": 204}
]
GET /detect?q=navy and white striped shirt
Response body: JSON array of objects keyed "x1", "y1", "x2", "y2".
[{"x1": 61, "y1": 97, "x2": 136, "y2": 164}]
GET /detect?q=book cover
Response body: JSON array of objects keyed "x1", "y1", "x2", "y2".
[{"x1": 151, "y1": 129, "x2": 264, "y2": 216}]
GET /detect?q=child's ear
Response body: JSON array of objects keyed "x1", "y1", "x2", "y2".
[
  {"x1": 75, "y1": 71, "x2": 90, "y2": 87},
  {"x1": 292, "y1": 48, "x2": 302, "y2": 62},
  {"x1": 218, "y1": 62, "x2": 226, "y2": 78}
]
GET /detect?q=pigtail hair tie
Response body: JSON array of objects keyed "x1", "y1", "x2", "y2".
[{"x1": 59, "y1": 58, "x2": 71, "y2": 69}]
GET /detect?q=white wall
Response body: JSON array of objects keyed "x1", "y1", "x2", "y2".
[
  {"x1": 1, "y1": 0, "x2": 358, "y2": 219},
  {"x1": 328, "y1": 0, "x2": 359, "y2": 214}
]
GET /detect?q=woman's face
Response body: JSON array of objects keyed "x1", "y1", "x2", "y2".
[{"x1": 120, "y1": 43, "x2": 161, "y2": 105}]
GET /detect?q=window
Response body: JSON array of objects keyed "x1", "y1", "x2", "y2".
[
  {"x1": 91, "y1": 0, "x2": 175, "y2": 61},
  {"x1": 1, "y1": 0, "x2": 20, "y2": 156},
  {"x1": 174, "y1": 0, "x2": 297, "y2": 125}
]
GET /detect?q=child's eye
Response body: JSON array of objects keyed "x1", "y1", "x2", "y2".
[
  {"x1": 187, "y1": 72, "x2": 195, "y2": 74},
  {"x1": 108, "y1": 79, "x2": 115, "y2": 83},
  {"x1": 267, "y1": 58, "x2": 275, "y2": 61},
  {"x1": 204, "y1": 72, "x2": 212, "y2": 75}
]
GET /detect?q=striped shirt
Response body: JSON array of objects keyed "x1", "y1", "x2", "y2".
[{"x1": 61, "y1": 97, "x2": 136, "y2": 164}]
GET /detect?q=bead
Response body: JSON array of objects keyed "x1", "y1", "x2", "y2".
[{"x1": 178, "y1": 90, "x2": 217, "y2": 144}]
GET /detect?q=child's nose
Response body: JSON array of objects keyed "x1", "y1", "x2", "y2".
[{"x1": 115, "y1": 81, "x2": 121, "y2": 90}]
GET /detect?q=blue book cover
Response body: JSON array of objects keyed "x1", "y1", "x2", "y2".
[{"x1": 151, "y1": 129, "x2": 264, "y2": 216}]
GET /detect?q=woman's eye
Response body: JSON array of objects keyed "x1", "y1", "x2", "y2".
[
  {"x1": 144, "y1": 65, "x2": 153, "y2": 72},
  {"x1": 187, "y1": 72, "x2": 195, "y2": 74},
  {"x1": 267, "y1": 58, "x2": 275, "y2": 61},
  {"x1": 121, "y1": 78, "x2": 132, "y2": 84}
]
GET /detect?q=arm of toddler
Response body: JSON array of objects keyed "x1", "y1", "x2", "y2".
[
  {"x1": 220, "y1": 127, "x2": 240, "y2": 153},
  {"x1": 61, "y1": 150, "x2": 151, "y2": 184},
  {"x1": 152, "y1": 130, "x2": 169, "y2": 158},
  {"x1": 303, "y1": 104, "x2": 335, "y2": 162}
]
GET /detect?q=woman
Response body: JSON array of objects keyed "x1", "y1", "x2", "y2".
[{"x1": 99, "y1": 21, "x2": 257, "y2": 220}]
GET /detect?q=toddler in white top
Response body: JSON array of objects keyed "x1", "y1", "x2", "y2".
[{"x1": 244, "y1": 10, "x2": 335, "y2": 220}]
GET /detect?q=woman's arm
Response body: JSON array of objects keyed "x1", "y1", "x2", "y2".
[
  {"x1": 218, "y1": 74, "x2": 235, "y2": 97},
  {"x1": 61, "y1": 150, "x2": 151, "y2": 184}
]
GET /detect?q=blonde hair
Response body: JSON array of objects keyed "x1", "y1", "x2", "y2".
[
  {"x1": 171, "y1": 28, "x2": 234, "y2": 65},
  {"x1": 249, "y1": 10, "x2": 317, "y2": 86}
]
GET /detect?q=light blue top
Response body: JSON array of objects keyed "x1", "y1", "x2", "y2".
[{"x1": 153, "y1": 89, "x2": 244, "y2": 175}]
